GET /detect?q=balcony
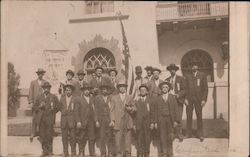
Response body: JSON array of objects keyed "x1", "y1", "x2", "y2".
[{"x1": 156, "y1": 1, "x2": 228, "y2": 22}]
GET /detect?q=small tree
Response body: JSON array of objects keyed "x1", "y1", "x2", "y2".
[{"x1": 8, "y1": 62, "x2": 20, "y2": 117}]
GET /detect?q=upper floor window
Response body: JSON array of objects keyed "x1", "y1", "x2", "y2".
[
  {"x1": 85, "y1": 1, "x2": 114, "y2": 14},
  {"x1": 178, "y1": 1, "x2": 210, "y2": 17}
]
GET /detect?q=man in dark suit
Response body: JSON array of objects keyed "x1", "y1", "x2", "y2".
[
  {"x1": 75, "y1": 69, "x2": 88, "y2": 97},
  {"x1": 165, "y1": 64, "x2": 186, "y2": 142},
  {"x1": 94, "y1": 84, "x2": 115, "y2": 157},
  {"x1": 33, "y1": 81, "x2": 59, "y2": 157},
  {"x1": 89, "y1": 66, "x2": 113, "y2": 96},
  {"x1": 144, "y1": 66, "x2": 153, "y2": 83},
  {"x1": 29, "y1": 68, "x2": 47, "y2": 142},
  {"x1": 134, "y1": 84, "x2": 154, "y2": 157},
  {"x1": 78, "y1": 83, "x2": 96, "y2": 157},
  {"x1": 151, "y1": 81, "x2": 180, "y2": 157},
  {"x1": 59, "y1": 70, "x2": 78, "y2": 96},
  {"x1": 108, "y1": 68, "x2": 119, "y2": 95},
  {"x1": 59, "y1": 83, "x2": 81, "y2": 157},
  {"x1": 110, "y1": 80, "x2": 136, "y2": 157},
  {"x1": 147, "y1": 68, "x2": 164, "y2": 98},
  {"x1": 185, "y1": 64, "x2": 208, "y2": 142}
]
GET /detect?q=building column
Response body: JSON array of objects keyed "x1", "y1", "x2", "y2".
[{"x1": 229, "y1": 2, "x2": 249, "y2": 157}]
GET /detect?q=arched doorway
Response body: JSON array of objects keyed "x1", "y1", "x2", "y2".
[
  {"x1": 181, "y1": 49, "x2": 214, "y2": 82},
  {"x1": 83, "y1": 47, "x2": 116, "y2": 74}
]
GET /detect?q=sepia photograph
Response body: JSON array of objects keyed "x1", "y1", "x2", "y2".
[{"x1": 0, "y1": 1, "x2": 249, "y2": 157}]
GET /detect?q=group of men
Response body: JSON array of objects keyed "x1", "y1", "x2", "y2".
[{"x1": 28, "y1": 63, "x2": 208, "y2": 157}]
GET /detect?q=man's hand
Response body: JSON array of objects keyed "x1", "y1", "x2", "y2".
[
  {"x1": 109, "y1": 121, "x2": 115, "y2": 127},
  {"x1": 96, "y1": 121, "x2": 100, "y2": 128},
  {"x1": 76, "y1": 122, "x2": 81, "y2": 129},
  {"x1": 184, "y1": 99, "x2": 189, "y2": 107},
  {"x1": 150, "y1": 123, "x2": 154, "y2": 130},
  {"x1": 174, "y1": 121, "x2": 179, "y2": 128},
  {"x1": 154, "y1": 123, "x2": 158, "y2": 129},
  {"x1": 201, "y1": 100, "x2": 206, "y2": 107}
]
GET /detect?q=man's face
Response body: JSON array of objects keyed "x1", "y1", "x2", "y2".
[
  {"x1": 153, "y1": 71, "x2": 160, "y2": 80},
  {"x1": 78, "y1": 74, "x2": 84, "y2": 81},
  {"x1": 161, "y1": 84, "x2": 169, "y2": 94},
  {"x1": 66, "y1": 73, "x2": 73, "y2": 80},
  {"x1": 37, "y1": 73, "x2": 44, "y2": 79},
  {"x1": 101, "y1": 88, "x2": 109, "y2": 96},
  {"x1": 147, "y1": 70, "x2": 152, "y2": 77},
  {"x1": 83, "y1": 89, "x2": 90, "y2": 97},
  {"x1": 136, "y1": 71, "x2": 142, "y2": 77},
  {"x1": 118, "y1": 86, "x2": 126, "y2": 94},
  {"x1": 192, "y1": 65, "x2": 198, "y2": 73},
  {"x1": 92, "y1": 73, "x2": 96, "y2": 78},
  {"x1": 43, "y1": 87, "x2": 50, "y2": 95},
  {"x1": 170, "y1": 69, "x2": 176, "y2": 76},
  {"x1": 110, "y1": 71, "x2": 117, "y2": 78},
  {"x1": 65, "y1": 87, "x2": 73, "y2": 97},
  {"x1": 140, "y1": 87, "x2": 148, "y2": 97},
  {"x1": 96, "y1": 69, "x2": 103, "y2": 77}
]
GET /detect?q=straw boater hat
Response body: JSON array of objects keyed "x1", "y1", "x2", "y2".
[
  {"x1": 36, "y1": 68, "x2": 46, "y2": 74},
  {"x1": 64, "y1": 82, "x2": 75, "y2": 91},
  {"x1": 139, "y1": 84, "x2": 149, "y2": 91},
  {"x1": 152, "y1": 67, "x2": 162, "y2": 73},
  {"x1": 166, "y1": 64, "x2": 179, "y2": 71},
  {"x1": 116, "y1": 79, "x2": 128, "y2": 89},
  {"x1": 77, "y1": 69, "x2": 86, "y2": 76},
  {"x1": 66, "y1": 70, "x2": 75, "y2": 77},
  {"x1": 41, "y1": 81, "x2": 51, "y2": 88},
  {"x1": 95, "y1": 66, "x2": 104, "y2": 71},
  {"x1": 159, "y1": 81, "x2": 172, "y2": 89}
]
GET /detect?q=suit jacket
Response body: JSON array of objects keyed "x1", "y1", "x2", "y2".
[
  {"x1": 166, "y1": 75, "x2": 186, "y2": 104},
  {"x1": 33, "y1": 93, "x2": 59, "y2": 125},
  {"x1": 79, "y1": 95, "x2": 93, "y2": 129},
  {"x1": 110, "y1": 94, "x2": 136, "y2": 130},
  {"x1": 75, "y1": 80, "x2": 88, "y2": 96},
  {"x1": 89, "y1": 76, "x2": 113, "y2": 96},
  {"x1": 28, "y1": 79, "x2": 46, "y2": 104},
  {"x1": 110, "y1": 77, "x2": 119, "y2": 95},
  {"x1": 93, "y1": 95, "x2": 112, "y2": 124},
  {"x1": 147, "y1": 79, "x2": 164, "y2": 97},
  {"x1": 185, "y1": 71, "x2": 208, "y2": 102},
  {"x1": 134, "y1": 96, "x2": 153, "y2": 130},
  {"x1": 152, "y1": 94, "x2": 180, "y2": 124},
  {"x1": 59, "y1": 95, "x2": 81, "y2": 129}
]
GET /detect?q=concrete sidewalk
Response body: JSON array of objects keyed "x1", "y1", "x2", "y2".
[{"x1": 8, "y1": 136, "x2": 229, "y2": 157}]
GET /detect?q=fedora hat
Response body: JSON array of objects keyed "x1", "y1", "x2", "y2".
[
  {"x1": 64, "y1": 82, "x2": 75, "y2": 91},
  {"x1": 77, "y1": 69, "x2": 85, "y2": 75},
  {"x1": 66, "y1": 70, "x2": 75, "y2": 77},
  {"x1": 99, "y1": 84, "x2": 112, "y2": 90},
  {"x1": 36, "y1": 68, "x2": 46, "y2": 74},
  {"x1": 95, "y1": 66, "x2": 104, "y2": 72},
  {"x1": 166, "y1": 64, "x2": 179, "y2": 71},
  {"x1": 152, "y1": 67, "x2": 161, "y2": 73},
  {"x1": 116, "y1": 79, "x2": 128, "y2": 88},
  {"x1": 159, "y1": 81, "x2": 172, "y2": 89},
  {"x1": 109, "y1": 68, "x2": 118, "y2": 76},
  {"x1": 81, "y1": 83, "x2": 92, "y2": 90},
  {"x1": 41, "y1": 81, "x2": 51, "y2": 88},
  {"x1": 139, "y1": 84, "x2": 149, "y2": 91},
  {"x1": 144, "y1": 66, "x2": 153, "y2": 72}
]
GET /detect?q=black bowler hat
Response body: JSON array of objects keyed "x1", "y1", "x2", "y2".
[
  {"x1": 144, "y1": 66, "x2": 153, "y2": 72},
  {"x1": 36, "y1": 68, "x2": 46, "y2": 74},
  {"x1": 166, "y1": 64, "x2": 179, "y2": 71},
  {"x1": 77, "y1": 69, "x2": 86, "y2": 75},
  {"x1": 152, "y1": 67, "x2": 161, "y2": 73},
  {"x1": 95, "y1": 66, "x2": 104, "y2": 71},
  {"x1": 41, "y1": 81, "x2": 51, "y2": 88},
  {"x1": 66, "y1": 70, "x2": 75, "y2": 77},
  {"x1": 159, "y1": 81, "x2": 172, "y2": 89},
  {"x1": 139, "y1": 84, "x2": 149, "y2": 91}
]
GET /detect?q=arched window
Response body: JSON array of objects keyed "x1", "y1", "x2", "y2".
[
  {"x1": 83, "y1": 47, "x2": 116, "y2": 74},
  {"x1": 181, "y1": 49, "x2": 214, "y2": 82}
]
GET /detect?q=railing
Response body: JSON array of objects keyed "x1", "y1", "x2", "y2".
[{"x1": 156, "y1": 1, "x2": 228, "y2": 22}]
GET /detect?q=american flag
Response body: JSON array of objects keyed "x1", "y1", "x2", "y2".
[{"x1": 118, "y1": 15, "x2": 135, "y2": 95}]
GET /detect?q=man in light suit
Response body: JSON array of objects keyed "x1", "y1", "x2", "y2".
[
  {"x1": 28, "y1": 68, "x2": 47, "y2": 142},
  {"x1": 147, "y1": 68, "x2": 164, "y2": 98},
  {"x1": 89, "y1": 66, "x2": 113, "y2": 96},
  {"x1": 33, "y1": 81, "x2": 59, "y2": 157},
  {"x1": 151, "y1": 81, "x2": 180, "y2": 157},
  {"x1": 59, "y1": 83, "x2": 81, "y2": 157},
  {"x1": 110, "y1": 80, "x2": 136, "y2": 157},
  {"x1": 185, "y1": 64, "x2": 208, "y2": 142},
  {"x1": 165, "y1": 64, "x2": 186, "y2": 142}
]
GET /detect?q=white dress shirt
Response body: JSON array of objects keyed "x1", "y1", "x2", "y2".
[
  {"x1": 162, "y1": 93, "x2": 169, "y2": 102},
  {"x1": 119, "y1": 93, "x2": 126, "y2": 102},
  {"x1": 154, "y1": 79, "x2": 160, "y2": 87},
  {"x1": 84, "y1": 96, "x2": 90, "y2": 104}
]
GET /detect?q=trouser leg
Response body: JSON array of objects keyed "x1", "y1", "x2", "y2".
[
  {"x1": 194, "y1": 99, "x2": 203, "y2": 137},
  {"x1": 69, "y1": 128, "x2": 76, "y2": 155},
  {"x1": 159, "y1": 118, "x2": 168, "y2": 157},
  {"x1": 166, "y1": 118, "x2": 174, "y2": 157},
  {"x1": 100, "y1": 124, "x2": 107, "y2": 156},
  {"x1": 124, "y1": 130, "x2": 132, "y2": 157},
  {"x1": 114, "y1": 130, "x2": 122, "y2": 157},
  {"x1": 136, "y1": 130, "x2": 143, "y2": 157},
  {"x1": 186, "y1": 102, "x2": 194, "y2": 136},
  {"x1": 144, "y1": 127, "x2": 151, "y2": 157},
  {"x1": 88, "y1": 121, "x2": 96, "y2": 156},
  {"x1": 62, "y1": 128, "x2": 69, "y2": 155},
  {"x1": 107, "y1": 128, "x2": 115, "y2": 157}
]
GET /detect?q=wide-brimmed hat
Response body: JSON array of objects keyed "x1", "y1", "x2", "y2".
[
  {"x1": 95, "y1": 66, "x2": 104, "y2": 72},
  {"x1": 159, "y1": 81, "x2": 172, "y2": 89},
  {"x1": 41, "y1": 81, "x2": 51, "y2": 88},
  {"x1": 139, "y1": 84, "x2": 149, "y2": 91},
  {"x1": 81, "y1": 83, "x2": 92, "y2": 90},
  {"x1": 144, "y1": 66, "x2": 153, "y2": 72},
  {"x1": 109, "y1": 69, "x2": 118, "y2": 76},
  {"x1": 66, "y1": 70, "x2": 75, "y2": 77},
  {"x1": 99, "y1": 84, "x2": 112, "y2": 90},
  {"x1": 166, "y1": 64, "x2": 179, "y2": 71},
  {"x1": 36, "y1": 68, "x2": 46, "y2": 74},
  {"x1": 64, "y1": 83, "x2": 75, "y2": 91},
  {"x1": 135, "y1": 66, "x2": 142, "y2": 73},
  {"x1": 116, "y1": 80, "x2": 128, "y2": 88},
  {"x1": 152, "y1": 67, "x2": 161, "y2": 73},
  {"x1": 77, "y1": 69, "x2": 86, "y2": 75}
]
